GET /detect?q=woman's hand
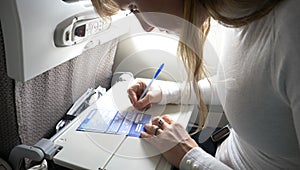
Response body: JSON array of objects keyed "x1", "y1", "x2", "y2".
[
  {"x1": 127, "y1": 80, "x2": 162, "y2": 110},
  {"x1": 141, "y1": 115, "x2": 199, "y2": 168}
]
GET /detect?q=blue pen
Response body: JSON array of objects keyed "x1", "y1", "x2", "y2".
[{"x1": 139, "y1": 63, "x2": 165, "y2": 100}]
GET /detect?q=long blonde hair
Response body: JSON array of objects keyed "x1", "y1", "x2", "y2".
[
  {"x1": 178, "y1": 0, "x2": 210, "y2": 132},
  {"x1": 178, "y1": 0, "x2": 282, "y2": 132},
  {"x1": 91, "y1": 0, "x2": 282, "y2": 131}
]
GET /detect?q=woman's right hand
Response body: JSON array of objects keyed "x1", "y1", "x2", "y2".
[
  {"x1": 127, "y1": 80, "x2": 162, "y2": 111},
  {"x1": 141, "y1": 115, "x2": 199, "y2": 168}
]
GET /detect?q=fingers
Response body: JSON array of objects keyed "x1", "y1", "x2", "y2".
[
  {"x1": 141, "y1": 115, "x2": 176, "y2": 138},
  {"x1": 161, "y1": 115, "x2": 176, "y2": 124},
  {"x1": 127, "y1": 81, "x2": 146, "y2": 104},
  {"x1": 136, "y1": 96, "x2": 151, "y2": 110},
  {"x1": 151, "y1": 117, "x2": 168, "y2": 130},
  {"x1": 127, "y1": 81, "x2": 151, "y2": 111},
  {"x1": 151, "y1": 115, "x2": 175, "y2": 130},
  {"x1": 140, "y1": 131, "x2": 151, "y2": 138},
  {"x1": 142, "y1": 124, "x2": 163, "y2": 137}
]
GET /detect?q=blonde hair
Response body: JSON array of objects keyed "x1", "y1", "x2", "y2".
[
  {"x1": 91, "y1": 0, "x2": 119, "y2": 17},
  {"x1": 178, "y1": 0, "x2": 210, "y2": 133},
  {"x1": 91, "y1": 0, "x2": 282, "y2": 132},
  {"x1": 178, "y1": 0, "x2": 282, "y2": 133}
]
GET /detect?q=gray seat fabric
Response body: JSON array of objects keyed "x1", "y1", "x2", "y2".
[
  {"x1": 0, "y1": 22, "x2": 118, "y2": 165},
  {"x1": 0, "y1": 22, "x2": 20, "y2": 165}
]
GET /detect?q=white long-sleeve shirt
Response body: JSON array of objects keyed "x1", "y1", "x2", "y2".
[{"x1": 158, "y1": 0, "x2": 300, "y2": 169}]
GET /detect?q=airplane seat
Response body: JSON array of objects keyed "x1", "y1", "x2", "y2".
[
  {"x1": 0, "y1": 21, "x2": 119, "y2": 168},
  {"x1": 0, "y1": 22, "x2": 19, "y2": 169},
  {"x1": 113, "y1": 32, "x2": 186, "y2": 82}
]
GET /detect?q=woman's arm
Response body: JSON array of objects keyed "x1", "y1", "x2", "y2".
[
  {"x1": 158, "y1": 76, "x2": 221, "y2": 106},
  {"x1": 273, "y1": 0, "x2": 300, "y2": 150}
]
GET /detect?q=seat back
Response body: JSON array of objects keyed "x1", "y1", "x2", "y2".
[
  {"x1": 0, "y1": 22, "x2": 118, "y2": 165},
  {"x1": 0, "y1": 22, "x2": 20, "y2": 165}
]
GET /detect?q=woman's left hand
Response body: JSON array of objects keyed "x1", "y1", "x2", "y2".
[{"x1": 141, "y1": 115, "x2": 199, "y2": 168}]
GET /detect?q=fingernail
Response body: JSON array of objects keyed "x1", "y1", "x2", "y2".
[
  {"x1": 144, "y1": 124, "x2": 150, "y2": 128},
  {"x1": 140, "y1": 132, "x2": 148, "y2": 138}
]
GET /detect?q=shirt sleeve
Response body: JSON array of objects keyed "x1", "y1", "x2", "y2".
[
  {"x1": 158, "y1": 77, "x2": 221, "y2": 105},
  {"x1": 179, "y1": 147, "x2": 232, "y2": 170},
  {"x1": 273, "y1": 1, "x2": 300, "y2": 151}
]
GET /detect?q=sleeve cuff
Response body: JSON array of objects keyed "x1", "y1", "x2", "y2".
[
  {"x1": 179, "y1": 147, "x2": 202, "y2": 170},
  {"x1": 179, "y1": 147, "x2": 232, "y2": 170}
]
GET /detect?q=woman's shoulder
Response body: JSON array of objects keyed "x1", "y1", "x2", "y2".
[
  {"x1": 274, "y1": 0, "x2": 300, "y2": 31},
  {"x1": 273, "y1": 0, "x2": 300, "y2": 52}
]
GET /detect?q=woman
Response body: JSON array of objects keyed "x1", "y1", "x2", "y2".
[{"x1": 91, "y1": 0, "x2": 300, "y2": 169}]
